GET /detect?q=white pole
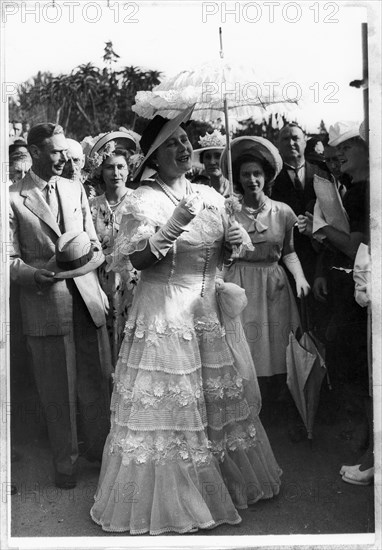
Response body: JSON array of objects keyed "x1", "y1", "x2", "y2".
[{"x1": 219, "y1": 28, "x2": 234, "y2": 196}]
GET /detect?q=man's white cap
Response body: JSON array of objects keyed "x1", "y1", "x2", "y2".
[{"x1": 328, "y1": 121, "x2": 360, "y2": 147}]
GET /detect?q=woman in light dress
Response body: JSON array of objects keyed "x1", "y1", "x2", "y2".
[
  {"x1": 90, "y1": 108, "x2": 282, "y2": 535},
  {"x1": 89, "y1": 145, "x2": 139, "y2": 365},
  {"x1": 222, "y1": 137, "x2": 310, "y2": 439}
]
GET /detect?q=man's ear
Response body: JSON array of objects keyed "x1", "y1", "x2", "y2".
[{"x1": 28, "y1": 144, "x2": 40, "y2": 161}]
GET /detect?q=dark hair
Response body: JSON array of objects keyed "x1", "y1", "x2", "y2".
[
  {"x1": 199, "y1": 148, "x2": 222, "y2": 165},
  {"x1": 27, "y1": 123, "x2": 64, "y2": 148},
  {"x1": 233, "y1": 154, "x2": 274, "y2": 196},
  {"x1": 305, "y1": 137, "x2": 324, "y2": 156},
  {"x1": 9, "y1": 139, "x2": 28, "y2": 156}
]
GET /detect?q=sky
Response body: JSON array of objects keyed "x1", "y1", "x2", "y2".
[{"x1": 2, "y1": 0, "x2": 373, "y2": 133}]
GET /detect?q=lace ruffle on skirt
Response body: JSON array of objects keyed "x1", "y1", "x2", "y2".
[{"x1": 90, "y1": 279, "x2": 282, "y2": 534}]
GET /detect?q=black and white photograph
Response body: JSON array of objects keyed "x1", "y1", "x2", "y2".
[{"x1": 0, "y1": 1, "x2": 381, "y2": 548}]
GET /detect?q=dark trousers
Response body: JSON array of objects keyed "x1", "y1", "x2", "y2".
[
  {"x1": 26, "y1": 288, "x2": 111, "y2": 477},
  {"x1": 326, "y1": 269, "x2": 368, "y2": 397}
]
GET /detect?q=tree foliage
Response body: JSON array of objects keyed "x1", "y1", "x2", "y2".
[{"x1": 10, "y1": 42, "x2": 162, "y2": 140}]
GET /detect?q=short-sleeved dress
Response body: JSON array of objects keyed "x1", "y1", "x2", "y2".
[
  {"x1": 90, "y1": 193, "x2": 139, "y2": 364},
  {"x1": 224, "y1": 197, "x2": 301, "y2": 377},
  {"x1": 90, "y1": 181, "x2": 282, "y2": 535}
]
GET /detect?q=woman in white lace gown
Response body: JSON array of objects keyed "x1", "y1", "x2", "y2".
[{"x1": 90, "y1": 107, "x2": 282, "y2": 535}]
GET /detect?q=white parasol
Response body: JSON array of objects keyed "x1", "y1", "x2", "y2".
[{"x1": 133, "y1": 28, "x2": 299, "y2": 193}]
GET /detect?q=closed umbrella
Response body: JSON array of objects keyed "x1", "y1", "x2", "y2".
[{"x1": 286, "y1": 300, "x2": 327, "y2": 441}]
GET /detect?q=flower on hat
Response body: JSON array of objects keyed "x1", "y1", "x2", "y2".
[
  {"x1": 87, "y1": 140, "x2": 117, "y2": 176},
  {"x1": 197, "y1": 129, "x2": 226, "y2": 149}
]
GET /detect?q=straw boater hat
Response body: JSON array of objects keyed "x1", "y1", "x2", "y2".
[
  {"x1": 46, "y1": 231, "x2": 105, "y2": 279},
  {"x1": 193, "y1": 129, "x2": 226, "y2": 165},
  {"x1": 132, "y1": 104, "x2": 195, "y2": 181},
  {"x1": 328, "y1": 121, "x2": 360, "y2": 147},
  {"x1": 220, "y1": 136, "x2": 283, "y2": 183}
]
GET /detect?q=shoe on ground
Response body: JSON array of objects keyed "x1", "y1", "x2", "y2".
[
  {"x1": 342, "y1": 466, "x2": 374, "y2": 486},
  {"x1": 55, "y1": 473, "x2": 77, "y2": 490},
  {"x1": 339, "y1": 463, "x2": 361, "y2": 476}
]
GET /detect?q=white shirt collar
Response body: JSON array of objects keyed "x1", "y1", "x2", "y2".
[{"x1": 30, "y1": 169, "x2": 58, "y2": 190}]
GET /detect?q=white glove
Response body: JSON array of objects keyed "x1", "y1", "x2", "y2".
[
  {"x1": 149, "y1": 193, "x2": 204, "y2": 259},
  {"x1": 283, "y1": 252, "x2": 310, "y2": 298}
]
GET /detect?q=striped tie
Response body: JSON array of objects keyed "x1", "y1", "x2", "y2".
[{"x1": 46, "y1": 181, "x2": 59, "y2": 223}]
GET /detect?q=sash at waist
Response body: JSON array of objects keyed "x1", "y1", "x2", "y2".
[{"x1": 140, "y1": 268, "x2": 217, "y2": 287}]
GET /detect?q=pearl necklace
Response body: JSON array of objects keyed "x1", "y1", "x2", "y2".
[{"x1": 156, "y1": 176, "x2": 193, "y2": 206}]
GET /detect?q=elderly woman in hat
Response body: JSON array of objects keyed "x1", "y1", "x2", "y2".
[
  {"x1": 222, "y1": 137, "x2": 310, "y2": 439},
  {"x1": 90, "y1": 107, "x2": 282, "y2": 535},
  {"x1": 88, "y1": 138, "x2": 140, "y2": 365},
  {"x1": 192, "y1": 129, "x2": 230, "y2": 196}
]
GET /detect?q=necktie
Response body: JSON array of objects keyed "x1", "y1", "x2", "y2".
[
  {"x1": 46, "y1": 181, "x2": 60, "y2": 224},
  {"x1": 293, "y1": 171, "x2": 303, "y2": 192},
  {"x1": 285, "y1": 164, "x2": 304, "y2": 191}
]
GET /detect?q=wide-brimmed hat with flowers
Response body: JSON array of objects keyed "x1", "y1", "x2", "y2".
[
  {"x1": 46, "y1": 231, "x2": 105, "y2": 279},
  {"x1": 132, "y1": 104, "x2": 195, "y2": 181},
  {"x1": 221, "y1": 136, "x2": 283, "y2": 183},
  {"x1": 193, "y1": 129, "x2": 226, "y2": 165},
  {"x1": 81, "y1": 129, "x2": 141, "y2": 177}
]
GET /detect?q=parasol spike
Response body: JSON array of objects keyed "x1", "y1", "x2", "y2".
[{"x1": 219, "y1": 27, "x2": 224, "y2": 59}]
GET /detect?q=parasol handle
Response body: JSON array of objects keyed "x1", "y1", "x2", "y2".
[
  {"x1": 219, "y1": 27, "x2": 223, "y2": 58},
  {"x1": 223, "y1": 98, "x2": 234, "y2": 196}
]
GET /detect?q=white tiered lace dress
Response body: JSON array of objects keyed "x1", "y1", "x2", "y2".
[{"x1": 90, "y1": 182, "x2": 282, "y2": 535}]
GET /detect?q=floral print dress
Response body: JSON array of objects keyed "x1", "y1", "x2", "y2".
[
  {"x1": 90, "y1": 192, "x2": 139, "y2": 365},
  {"x1": 90, "y1": 182, "x2": 282, "y2": 535}
]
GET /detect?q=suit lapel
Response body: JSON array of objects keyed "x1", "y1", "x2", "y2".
[
  {"x1": 305, "y1": 162, "x2": 314, "y2": 188},
  {"x1": 282, "y1": 167, "x2": 296, "y2": 189},
  {"x1": 21, "y1": 174, "x2": 61, "y2": 236}
]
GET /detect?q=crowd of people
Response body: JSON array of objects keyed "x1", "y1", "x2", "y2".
[{"x1": 8, "y1": 109, "x2": 372, "y2": 534}]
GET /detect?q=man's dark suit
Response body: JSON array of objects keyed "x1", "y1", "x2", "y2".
[{"x1": 271, "y1": 161, "x2": 328, "y2": 285}]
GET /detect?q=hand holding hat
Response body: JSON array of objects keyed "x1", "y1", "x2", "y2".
[{"x1": 46, "y1": 231, "x2": 105, "y2": 279}]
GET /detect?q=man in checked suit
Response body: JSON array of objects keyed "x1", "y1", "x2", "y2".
[{"x1": 9, "y1": 123, "x2": 112, "y2": 489}]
